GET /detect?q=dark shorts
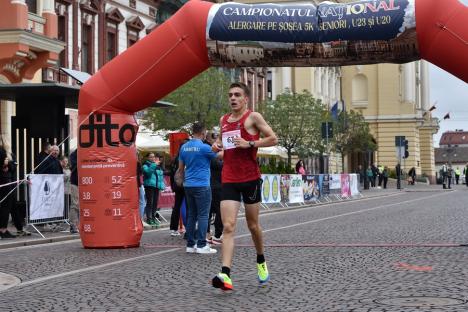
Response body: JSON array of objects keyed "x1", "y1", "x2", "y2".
[{"x1": 221, "y1": 179, "x2": 262, "y2": 204}]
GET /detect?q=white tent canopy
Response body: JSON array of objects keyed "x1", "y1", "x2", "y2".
[{"x1": 136, "y1": 125, "x2": 287, "y2": 158}]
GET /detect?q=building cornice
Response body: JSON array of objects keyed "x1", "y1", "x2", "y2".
[{"x1": 0, "y1": 29, "x2": 65, "y2": 54}]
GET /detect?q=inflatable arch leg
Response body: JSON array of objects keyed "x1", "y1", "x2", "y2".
[{"x1": 78, "y1": 0, "x2": 467, "y2": 248}]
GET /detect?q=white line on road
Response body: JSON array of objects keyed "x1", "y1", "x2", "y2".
[{"x1": 2, "y1": 191, "x2": 451, "y2": 291}]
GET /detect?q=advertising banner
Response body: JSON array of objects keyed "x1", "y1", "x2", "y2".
[
  {"x1": 261, "y1": 174, "x2": 282, "y2": 204},
  {"x1": 302, "y1": 175, "x2": 320, "y2": 201},
  {"x1": 349, "y1": 173, "x2": 360, "y2": 196},
  {"x1": 321, "y1": 174, "x2": 330, "y2": 195},
  {"x1": 330, "y1": 174, "x2": 342, "y2": 190},
  {"x1": 78, "y1": 113, "x2": 142, "y2": 248},
  {"x1": 288, "y1": 174, "x2": 304, "y2": 203},
  {"x1": 29, "y1": 174, "x2": 65, "y2": 220},
  {"x1": 341, "y1": 174, "x2": 351, "y2": 197},
  {"x1": 206, "y1": 0, "x2": 418, "y2": 67}
]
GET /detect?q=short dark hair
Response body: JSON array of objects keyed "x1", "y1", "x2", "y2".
[
  {"x1": 192, "y1": 122, "x2": 206, "y2": 135},
  {"x1": 229, "y1": 82, "x2": 250, "y2": 98}
]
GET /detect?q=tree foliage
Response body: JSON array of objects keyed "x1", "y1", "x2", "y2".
[
  {"x1": 143, "y1": 68, "x2": 231, "y2": 131},
  {"x1": 261, "y1": 90, "x2": 325, "y2": 168},
  {"x1": 331, "y1": 109, "x2": 377, "y2": 172}
]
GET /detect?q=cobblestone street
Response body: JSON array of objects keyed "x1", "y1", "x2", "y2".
[{"x1": 1, "y1": 186, "x2": 468, "y2": 311}]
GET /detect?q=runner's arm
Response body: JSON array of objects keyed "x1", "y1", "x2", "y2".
[{"x1": 236, "y1": 112, "x2": 277, "y2": 148}]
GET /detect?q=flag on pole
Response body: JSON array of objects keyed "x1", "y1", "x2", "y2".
[
  {"x1": 443, "y1": 113, "x2": 450, "y2": 120},
  {"x1": 330, "y1": 102, "x2": 339, "y2": 120}
]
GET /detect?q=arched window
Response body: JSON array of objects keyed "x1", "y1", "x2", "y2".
[
  {"x1": 26, "y1": 0, "x2": 37, "y2": 13},
  {"x1": 352, "y1": 74, "x2": 368, "y2": 107}
]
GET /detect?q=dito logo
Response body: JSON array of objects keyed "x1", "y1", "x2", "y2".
[{"x1": 79, "y1": 114, "x2": 136, "y2": 148}]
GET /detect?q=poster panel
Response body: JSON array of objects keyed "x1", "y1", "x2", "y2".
[
  {"x1": 349, "y1": 173, "x2": 360, "y2": 196},
  {"x1": 29, "y1": 174, "x2": 65, "y2": 220},
  {"x1": 330, "y1": 174, "x2": 342, "y2": 190},
  {"x1": 302, "y1": 175, "x2": 320, "y2": 201},
  {"x1": 158, "y1": 176, "x2": 175, "y2": 208},
  {"x1": 341, "y1": 174, "x2": 351, "y2": 197},
  {"x1": 321, "y1": 174, "x2": 330, "y2": 195},
  {"x1": 206, "y1": 0, "x2": 418, "y2": 67},
  {"x1": 261, "y1": 174, "x2": 282, "y2": 204},
  {"x1": 288, "y1": 174, "x2": 304, "y2": 204}
]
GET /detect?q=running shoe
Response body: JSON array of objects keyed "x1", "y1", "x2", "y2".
[
  {"x1": 257, "y1": 262, "x2": 270, "y2": 284},
  {"x1": 212, "y1": 273, "x2": 233, "y2": 291}
]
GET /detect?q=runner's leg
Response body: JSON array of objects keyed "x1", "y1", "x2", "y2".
[
  {"x1": 220, "y1": 200, "x2": 240, "y2": 268},
  {"x1": 244, "y1": 203, "x2": 263, "y2": 255}
]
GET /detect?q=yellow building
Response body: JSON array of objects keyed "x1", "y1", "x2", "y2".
[{"x1": 342, "y1": 62, "x2": 438, "y2": 181}]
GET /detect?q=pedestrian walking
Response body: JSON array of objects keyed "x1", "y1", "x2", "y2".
[
  {"x1": 441, "y1": 163, "x2": 448, "y2": 189},
  {"x1": 178, "y1": 122, "x2": 218, "y2": 254},
  {"x1": 211, "y1": 82, "x2": 278, "y2": 291}
]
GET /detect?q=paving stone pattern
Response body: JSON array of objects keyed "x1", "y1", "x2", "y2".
[{"x1": 0, "y1": 187, "x2": 468, "y2": 311}]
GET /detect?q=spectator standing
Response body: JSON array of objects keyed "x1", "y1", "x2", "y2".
[
  {"x1": 69, "y1": 149, "x2": 79, "y2": 233},
  {"x1": 371, "y1": 164, "x2": 378, "y2": 188},
  {"x1": 35, "y1": 141, "x2": 51, "y2": 173},
  {"x1": 169, "y1": 140, "x2": 188, "y2": 237},
  {"x1": 455, "y1": 167, "x2": 461, "y2": 185},
  {"x1": 136, "y1": 157, "x2": 148, "y2": 228},
  {"x1": 366, "y1": 166, "x2": 374, "y2": 188},
  {"x1": 408, "y1": 167, "x2": 416, "y2": 185},
  {"x1": 377, "y1": 164, "x2": 384, "y2": 187},
  {"x1": 441, "y1": 163, "x2": 448, "y2": 189},
  {"x1": 206, "y1": 132, "x2": 224, "y2": 245},
  {"x1": 447, "y1": 165, "x2": 453, "y2": 189},
  {"x1": 396, "y1": 163, "x2": 402, "y2": 190},
  {"x1": 178, "y1": 122, "x2": 217, "y2": 254},
  {"x1": 36, "y1": 145, "x2": 63, "y2": 175},
  {"x1": 142, "y1": 152, "x2": 165, "y2": 227},
  {"x1": 464, "y1": 163, "x2": 468, "y2": 186},
  {"x1": 295, "y1": 160, "x2": 306, "y2": 175},
  {"x1": 382, "y1": 166, "x2": 389, "y2": 189},
  {"x1": 0, "y1": 154, "x2": 17, "y2": 239}
]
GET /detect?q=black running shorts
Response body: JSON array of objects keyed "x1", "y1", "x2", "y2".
[{"x1": 221, "y1": 179, "x2": 262, "y2": 204}]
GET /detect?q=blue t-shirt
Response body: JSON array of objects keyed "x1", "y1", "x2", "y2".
[{"x1": 179, "y1": 139, "x2": 217, "y2": 187}]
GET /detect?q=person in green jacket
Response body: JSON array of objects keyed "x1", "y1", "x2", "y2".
[{"x1": 142, "y1": 152, "x2": 165, "y2": 226}]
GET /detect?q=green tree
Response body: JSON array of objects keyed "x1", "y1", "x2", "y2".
[
  {"x1": 332, "y1": 109, "x2": 377, "y2": 172},
  {"x1": 261, "y1": 90, "x2": 325, "y2": 168},
  {"x1": 143, "y1": 68, "x2": 231, "y2": 131}
]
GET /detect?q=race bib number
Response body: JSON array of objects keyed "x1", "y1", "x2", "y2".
[{"x1": 222, "y1": 130, "x2": 241, "y2": 150}]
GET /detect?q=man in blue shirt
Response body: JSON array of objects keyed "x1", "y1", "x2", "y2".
[{"x1": 179, "y1": 122, "x2": 218, "y2": 254}]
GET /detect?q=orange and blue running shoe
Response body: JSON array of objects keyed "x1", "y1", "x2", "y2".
[
  {"x1": 212, "y1": 273, "x2": 233, "y2": 291},
  {"x1": 257, "y1": 262, "x2": 269, "y2": 284}
]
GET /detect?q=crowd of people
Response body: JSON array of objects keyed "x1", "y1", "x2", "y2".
[{"x1": 0, "y1": 140, "x2": 79, "y2": 240}]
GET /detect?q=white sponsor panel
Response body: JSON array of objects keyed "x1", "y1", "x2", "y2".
[
  {"x1": 330, "y1": 174, "x2": 342, "y2": 190},
  {"x1": 350, "y1": 174, "x2": 360, "y2": 196},
  {"x1": 288, "y1": 174, "x2": 304, "y2": 204},
  {"x1": 29, "y1": 174, "x2": 65, "y2": 220},
  {"x1": 261, "y1": 174, "x2": 281, "y2": 204}
]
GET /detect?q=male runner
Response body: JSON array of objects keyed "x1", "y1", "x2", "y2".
[{"x1": 211, "y1": 82, "x2": 278, "y2": 290}]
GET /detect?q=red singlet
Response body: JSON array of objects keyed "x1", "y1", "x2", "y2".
[{"x1": 221, "y1": 110, "x2": 260, "y2": 183}]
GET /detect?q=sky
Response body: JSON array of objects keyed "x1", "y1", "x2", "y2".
[
  {"x1": 430, "y1": 63, "x2": 468, "y2": 147},
  {"x1": 428, "y1": 0, "x2": 468, "y2": 147}
]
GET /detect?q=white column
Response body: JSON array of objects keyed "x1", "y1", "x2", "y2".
[
  {"x1": 42, "y1": 0, "x2": 55, "y2": 13},
  {"x1": 282, "y1": 67, "x2": 291, "y2": 92},
  {"x1": 271, "y1": 68, "x2": 277, "y2": 100},
  {"x1": 420, "y1": 60, "x2": 430, "y2": 111},
  {"x1": 403, "y1": 62, "x2": 415, "y2": 103}
]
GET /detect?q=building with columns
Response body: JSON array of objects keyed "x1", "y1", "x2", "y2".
[{"x1": 341, "y1": 62, "x2": 438, "y2": 181}]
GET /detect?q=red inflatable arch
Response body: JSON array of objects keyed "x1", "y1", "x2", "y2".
[{"x1": 78, "y1": 0, "x2": 467, "y2": 248}]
